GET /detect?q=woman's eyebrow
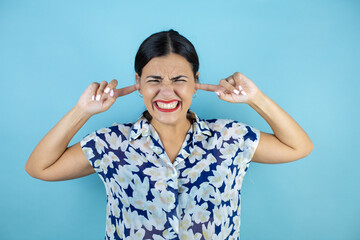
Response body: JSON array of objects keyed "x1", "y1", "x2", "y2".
[
  {"x1": 146, "y1": 75, "x2": 188, "y2": 80},
  {"x1": 172, "y1": 75, "x2": 188, "y2": 80},
  {"x1": 146, "y1": 75, "x2": 162, "y2": 79}
]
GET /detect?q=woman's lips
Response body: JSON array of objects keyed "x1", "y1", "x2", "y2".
[{"x1": 153, "y1": 100, "x2": 181, "y2": 112}]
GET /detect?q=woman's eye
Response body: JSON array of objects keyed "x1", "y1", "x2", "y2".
[{"x1": 148, "y1": 80, "x2": 160, "y2": 83}]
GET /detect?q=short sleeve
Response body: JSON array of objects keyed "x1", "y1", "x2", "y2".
[
  {"x1": 233, "y1": 121, "x2": 261, "y2": 163},
  {"x1": 242, "y1": 124, "x2": 261, "y2": 163},
  {"x1": 80, "y1": 128, "x2": 110, "y2": 175}
]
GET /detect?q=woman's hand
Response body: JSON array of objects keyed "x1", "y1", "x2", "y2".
[
  {"x1": 76, "y1": 79, "x2": 139, "y2": 116},
  {"x1": 195, "y1": 72, "x2": 260, "y2": 104},
  {"x1": 197, "y1": 72, "x2": 314, "y2": 164}
]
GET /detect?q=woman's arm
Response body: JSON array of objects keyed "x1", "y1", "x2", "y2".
[
  {"x1": 249, "y1": 90, "x2": 313, "y2": 163},
  {"x1": 25, "y1": 105, "x2": 94, "y2": 181},
  {"x1": 196, "y1": 72, "x2": 313, "y2": 164},
  {"x1": 25, "y1": 80, "x2": 138, "y2": 181}
]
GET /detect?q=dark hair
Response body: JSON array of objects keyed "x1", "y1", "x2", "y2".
[{"x1": 134, "y1": 29, "x2": 199, "y2": 81}]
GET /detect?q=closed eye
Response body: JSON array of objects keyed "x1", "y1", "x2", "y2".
[{"x1": 147, "y1": 79, "x2": 160, "y2": 83}]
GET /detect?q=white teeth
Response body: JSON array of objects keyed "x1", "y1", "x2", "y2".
[{"x1": 156, "y1": 102, "x2": 179, "y2": 109}]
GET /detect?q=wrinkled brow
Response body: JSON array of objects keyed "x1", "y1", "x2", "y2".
[{"x1": 146, "y1": 75, "x2": 188, "y2": 80}]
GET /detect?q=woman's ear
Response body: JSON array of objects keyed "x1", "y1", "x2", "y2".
[
  {"x1": 135, "y1": 73, "x2": 141, "y2": 93},
  {"x1": 194, "y1": 72, "x2": 199, "y2": 94}
]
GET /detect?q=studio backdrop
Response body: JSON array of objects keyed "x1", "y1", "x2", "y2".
[{"x1": 0, "y1": 0, "x2": 359, "y2": 239}]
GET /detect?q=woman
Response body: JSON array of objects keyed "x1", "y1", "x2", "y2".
[{"x1": 25, "y1": 30, "x2": 313, "y2": 239}]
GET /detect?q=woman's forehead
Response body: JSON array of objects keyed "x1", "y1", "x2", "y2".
[{"x1": 142, "y1": 54, "x2": 193, "y2": 76}]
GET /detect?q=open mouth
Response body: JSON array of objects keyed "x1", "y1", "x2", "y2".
[{"x1": 153, "y1": 100, "x2": 181, "y2": 112}]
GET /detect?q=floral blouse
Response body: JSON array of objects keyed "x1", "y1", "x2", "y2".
[{"x1": 80, "y1": 112, "x2": 260, "y2": 240}]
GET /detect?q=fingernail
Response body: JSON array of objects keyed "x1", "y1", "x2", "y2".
[
  {"x1": 241, "y1": 90, "x2": 247, "y2": 95},
  {"x1": 91, "y1": 95, "x2": 95, "y2": 101},
  {"x1": 96, "y1": 94, "x2": 101, "y2": 101},
  {"x1": 110, "y1": 89, "x2": 114, "y2": 97},
  {"x1": 215, "y1": 91, "x2": 220, "y2": 96},
  {"x1": 238, "y1": 85, "x2": 243, "y2": 90},
  {"x1": 233, "y1": 89, "x2": 240, "y2": 95},
  {"x1": 104, "y1": 87, "x2": 110, "y2": 93}
]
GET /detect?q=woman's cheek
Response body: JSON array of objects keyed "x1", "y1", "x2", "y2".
[
  {"x1": 143, "y1": 85, "x2": 158, "y2": 97},
  {"x1": 181, "y1": 85, "x2": 195, "y2": 97}
]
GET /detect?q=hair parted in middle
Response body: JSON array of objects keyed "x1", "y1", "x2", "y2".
[{"x1": 134, "y1": 29, "x2": 199, "y2": 81}]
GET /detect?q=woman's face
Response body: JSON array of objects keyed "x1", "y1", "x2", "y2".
[{"x1": 136, "y1": 53, "x2": 198, "y2": 127}]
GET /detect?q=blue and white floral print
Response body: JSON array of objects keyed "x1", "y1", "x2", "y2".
[{"x1": 80, "y1": 112, "x2": 260, "y2": 240}]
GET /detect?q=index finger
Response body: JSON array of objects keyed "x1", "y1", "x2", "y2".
[
  {"x1": 195, "y1": 83, "x2": 219, "y2": 92},
  {"x1": 114, "y1": 84, "x2": 139, "y2": 98}
]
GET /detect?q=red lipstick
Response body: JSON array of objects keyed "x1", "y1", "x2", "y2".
[
  {"x1": 154, "y1": 100, "x2": 179, "y2": 104},
  {"x1": 153, "y1": 100, "x2": 181, "y2": 112}
]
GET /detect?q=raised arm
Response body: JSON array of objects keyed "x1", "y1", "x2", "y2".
[
  {"x1": 196, "y1": 72, "x2": 314, "y2": 164},
  {"x1": 25, "y1": 79, "x2": 139, "y2": 181}
]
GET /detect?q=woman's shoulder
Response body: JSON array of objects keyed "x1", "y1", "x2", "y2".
[
  {"x1": 201, "y1": 117, "x2": 249, "y2": 129},
  {"x1": 108, "y1": 121, "x2": 137, "y2": 137},
  {"x1": 83, "y1": 121, "x2": 135, "y2": 141},
  {"x1": 200, "y1": 117, "x2": 259, "y2": 140}
]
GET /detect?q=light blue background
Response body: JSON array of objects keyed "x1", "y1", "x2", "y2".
[{"x1": 1, "y1": 0, "x2": 359, "y2": 239}]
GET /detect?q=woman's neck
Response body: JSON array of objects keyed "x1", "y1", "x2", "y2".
[{"x1": 150, "y1": 117, "x2": 192, "y2": 143}]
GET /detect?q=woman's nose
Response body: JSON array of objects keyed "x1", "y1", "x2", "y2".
[{"x1": 158, "y1": 81, "x2": 176, "y2": 95}]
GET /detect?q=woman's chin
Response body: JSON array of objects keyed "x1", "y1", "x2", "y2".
[{"x1": 149, "y1": 110, "x2": 189, "y2": 127}]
